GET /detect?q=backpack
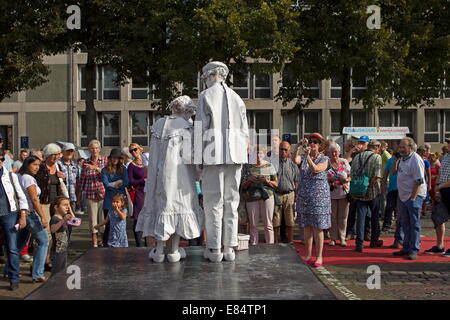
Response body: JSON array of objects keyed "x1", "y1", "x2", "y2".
[{"x1": 350, "y1": 152, "x2": 374, "y2": 196}]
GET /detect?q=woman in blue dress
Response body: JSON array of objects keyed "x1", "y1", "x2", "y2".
[
  {"x1": 101, "y1": 148, "x2": 128, "y2": 247},
  {"x1": 294, "y1": 133, "x2": 331, "y2": 268}
]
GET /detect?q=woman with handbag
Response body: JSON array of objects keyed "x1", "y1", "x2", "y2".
[
  {"x1": 127, "y1": 143, "x2": 147, "y2": 247},
  {"x1": 327, "y1": 142, "x2": 351, "y2": 247},
  {"x1": 241, "y1": 145, "x2": 278, "y2": 245}
]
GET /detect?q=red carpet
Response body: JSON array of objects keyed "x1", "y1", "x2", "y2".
[{"x1": 293, "y1": 237, "x2": 450, "y2": 265}]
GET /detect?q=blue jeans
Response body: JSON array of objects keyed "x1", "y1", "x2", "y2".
[
  {"x1": 399, "y1": 196, "x2": 423, "y2": 254},
  {"x1": 355, "y1": 196, "x2": 381, "y2": 248},
  {"x1": 0, "y1": 211, "x2": 49, "y2": 282}
]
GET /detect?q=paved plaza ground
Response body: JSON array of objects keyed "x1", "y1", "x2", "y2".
[{"x1": 1, "y1": 210, "x2": 449, "y2": 300}]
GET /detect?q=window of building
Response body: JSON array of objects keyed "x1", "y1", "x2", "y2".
[
  {"x1": 131, "y1": 75, "x2": 151, "y2": 100},
  {"x1": 378, "y1": 109, "x2": 415, "y2": 137},
  {"x1": 330, "y1": 77, "x2": 342, "y2": 98},
  {"x1": 281, "y1": 110, "x2": 321, "y2": 143},
  {"x1": 282, "y1": 112, "x2": 299, "y2": 144},
  {"x1": 425, "y1": 110, "x2": 440, "y2": 142},
  {"x1": 351, "y1": 71, "x2": 367, "y2": 99},
  {"x1": 330, "y1": 110, "x2": 341, "y2": 134},
  {"x1": 253, "y1": 73, "x2": 272, "y2": 99},
  {"x1": 102, "y1": 66, "x2": 120, "y2": 100},
  {"x1": 232, "y1": 67, "x2": 250, "y2": 99},
  {"x1": 101, "y1": 112, "x2": 120, "y2": 147},
  {"x1": 79, "y1": 113, "x2": 88, "y2": 147},
  {"x1": 330, "y1": 69, "x2": 367, "y2": 99},
  {"x1": 351, "y1": 110, "x2": 369, "y2": 127},
  {"x1": 281, "y1": 64, "x2": 320, "y2": 99},
  {"x1": 79, "y1": 65, "x2": 98, "y2": 100},
  {"x1": 130, "y1": 111, "x2": 162, "y2": 146}
]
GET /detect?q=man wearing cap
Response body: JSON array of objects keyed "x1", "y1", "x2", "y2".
[
  {"x1": 58, "y1": 143, "x2": 79, "y2": 215},
  {"x1": 195, "y1": 61, "x2": 249, "y2": 262},
  {"x1": 350, "y1": 138, "x2": 384, "y2": 252}
]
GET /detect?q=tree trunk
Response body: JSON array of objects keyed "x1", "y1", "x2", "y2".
[
  {"x1": 340, "y1": 65, "x2": 351, "y2": 132},
  {"x1": 85, "y1": 54, "x2": 97, "y2": 143}
]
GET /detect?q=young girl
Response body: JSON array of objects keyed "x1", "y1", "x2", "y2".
[
  {"x1": 95, "y1": 194, "x2": 128, "y2": 247},
  {"x1": 50, "y1": 196, "x2": 73, "y2": 276}
]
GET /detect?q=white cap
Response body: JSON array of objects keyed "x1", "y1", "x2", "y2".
[
  {"x1": 201, "y1": 61, "x2": 229, "y2": 76},
  {"x1": 63, "y1": 143, "x2": 76, "y2": 151}
]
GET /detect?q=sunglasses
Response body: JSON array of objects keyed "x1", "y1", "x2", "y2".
[
  {"x1": 309, "y1": 140, "x2": 320, "y2": 144},
  {"x1": 129, "y1": 148, "x2": 139, "y2": 153}
]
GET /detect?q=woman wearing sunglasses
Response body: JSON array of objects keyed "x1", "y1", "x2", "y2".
[
  {"x1": 127, "y1": 143, "x2": 147, "y2": 247},
  {"x1": 295, "y1": 133, "x2": 331, "y2": 268}
]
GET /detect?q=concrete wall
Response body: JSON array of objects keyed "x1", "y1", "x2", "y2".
[
  {"x1": 26, "y1": 64, "x2": 69, "y2": 102},
  {"x1": 26, "y1": 112, "x2": 68, "y2": 149}
]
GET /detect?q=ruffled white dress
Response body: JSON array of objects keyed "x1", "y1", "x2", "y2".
[{"x1": 135, "y1": 115, "x2": 204, "y2": 241}]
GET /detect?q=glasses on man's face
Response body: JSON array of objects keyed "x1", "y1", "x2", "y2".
[
  {"x1": 129, "y1": 148, "x2": 138, "y2": 153},
  {"x1": 309, "y1": 140, "x2": 320, "y2": 145}
]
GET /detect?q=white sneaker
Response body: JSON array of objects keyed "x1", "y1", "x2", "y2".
[
  {"x1": 179, "y1": 247, "x2": 187, "y2": 259},
  {"x1": 20, "y1": 254, "x2": 33, "y2": 262},
  {"x1": 204, "y1": 248, "x2": 223, "y2": 262},
  {"x1": 167, "y1": 251, "x2": 181, "y2": 263},
  {"x1": 149, "y1": 248, "x2": 165, "y2": 263},
  {"x1": 223, "y1": 248, "x2": 235, "y2": 262}
]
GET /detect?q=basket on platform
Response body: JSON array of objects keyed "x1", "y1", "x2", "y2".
[{"x1": 237, "y1": 233, "x2": 250, "y2": 251}]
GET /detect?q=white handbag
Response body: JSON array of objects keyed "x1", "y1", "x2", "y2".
[{"x1": 125, "y1": 188, "x2": 134, "y2": 218}]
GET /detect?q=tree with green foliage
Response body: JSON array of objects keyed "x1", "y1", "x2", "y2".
[
  {"x1": 276, "y1": 0, "x2": 450, "y2": 133},
  {"x1": 0, "y1": 0, "x2": 66, "y2": 101}
]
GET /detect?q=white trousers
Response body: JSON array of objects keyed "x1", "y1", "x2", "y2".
[{"x1": 202, "y1": 164, "x2": 242, "y2": 249}]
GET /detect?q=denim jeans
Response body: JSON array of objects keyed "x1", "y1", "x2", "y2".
[
  {"x1": 383, "y1": 190, "x2": 398, "y2": 229},
  {"x1": 399, "y1": 196, "x2": 424, "y2": 254},
  {"x1": 355, "y1": 195, "x2": 381, "y2": 248},
  {"x1": 0, "y1": 211, "x2": 49, "y2": 282}
]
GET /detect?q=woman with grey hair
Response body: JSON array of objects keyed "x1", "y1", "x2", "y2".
[
  {"x1": 136, "y1": 95, "x2": 204, "y2": 263},
  {"x1": 35, "y1": 143, "x2": 73, "y2": 271},
  {"x1": 327, "y1": 142, "x2": 351, "y2": 247}
]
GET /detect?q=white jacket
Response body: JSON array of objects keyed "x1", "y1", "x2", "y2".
[
  {"x1": 195, "y1": 81, "x2": 249, "y2": 165},
  {"x1": 1, "y1": 169, "x2": 29, "y2": 212}
]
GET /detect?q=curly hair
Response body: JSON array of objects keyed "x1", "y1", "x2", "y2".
[{"x1": 169, "y1": 95, "x2": 196, "y2": 116}]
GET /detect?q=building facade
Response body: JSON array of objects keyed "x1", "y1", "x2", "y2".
[{"x1": 1, "y1": 52, "x2": 449, "y2": 156}]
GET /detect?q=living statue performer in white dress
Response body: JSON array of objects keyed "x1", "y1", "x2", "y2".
[
  {"x1": 195, "y1": 61, "x2": 249, "y2": 262},
  {"x1": 136, "y1": 96, "x2": 204, "y2": 263}
]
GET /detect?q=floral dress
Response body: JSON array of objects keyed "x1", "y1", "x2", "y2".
[
  {"x1": 296, "y1": 154, "x2": 331, "y2": 230},
  {"x1": 108, "y1": 209, "x2": 128, "y2": 247}
]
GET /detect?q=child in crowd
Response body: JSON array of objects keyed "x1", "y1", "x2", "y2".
[
  {"x1": 50, "y1": 196, "x2": 72, "y2": 276},
  {"x1": 95, "y1": 194, "x2": 128, "y2": 247}
]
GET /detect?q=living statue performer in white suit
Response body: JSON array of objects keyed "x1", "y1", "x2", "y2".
[
  {"x1": 195, "y1": 61, "x2": 249, "y2": 262},
  {"x1": 136, "y1": 96, "x2": 204, "y2": 263}
]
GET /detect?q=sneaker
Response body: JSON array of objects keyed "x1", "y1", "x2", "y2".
[
  {"x1": 393, "y1": 250, "x2": 408, "y2": 256},
  {"x1": 355, "y1": 246, "x2": 363, "y2": 253},
  {"x1": 443, "y1": 249, "x2": 450, "y2": 257},
  {"x1": 166, "y1": 250, "x2": 181, "y2": 263},
  {"x1": 408, "y1": 253, "x2": 418, "y2": 260},
  {"x1": 340, "y1": 241, "x2": 347, "y2": 247},
  {"x1": 328, "y1": 240, "x2": 336, "y2": 246},
  {"x1": 148, "y1": 248, "x2": 165, "y2": 263},
  {"x1": 204, "y1": 248, "x2": 223, "y2": 262},
  {"x1": 370, "y1": 240, "x2": 384, "y2": 248},
  {"x1": 424, "y1": 246, "x2": 445, "y2": 254},
  {"x1": 20, "y1": 254, "x2": 33, "y2": 262}
]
